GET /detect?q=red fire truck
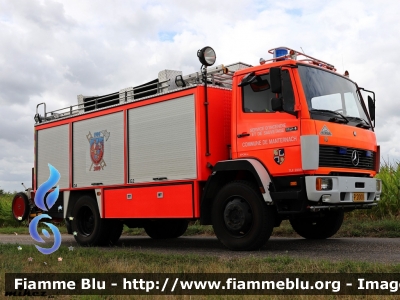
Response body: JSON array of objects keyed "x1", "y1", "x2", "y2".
[{"x1": 12, "y1": 46, "x2": 381, "y2": 250}]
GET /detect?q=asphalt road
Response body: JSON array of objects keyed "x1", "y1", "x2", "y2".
[{"x1": 2, "y1": 234, "x2": 400, "y2": 264}]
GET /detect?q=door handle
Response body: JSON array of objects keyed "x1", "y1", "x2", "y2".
[{"x1": 237, "y1": 132, "x2": 250, "y2": 138}]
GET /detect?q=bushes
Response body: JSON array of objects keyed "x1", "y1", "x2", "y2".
[
  {"x1": 0, "y1": 192, "x2": 21, "y2": 227},
  {"x1": 374, "y1": 161, "x2": 400, "y2": 218}
]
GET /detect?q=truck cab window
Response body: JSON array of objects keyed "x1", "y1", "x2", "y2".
[
  {"x1": 243, "y1": 71, "x2": 295, "y2": 113},
  {"x1": 242, "y1": 74, "x2": 275, "y2": 113}
]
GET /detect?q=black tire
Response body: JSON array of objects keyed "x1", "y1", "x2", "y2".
[
  {"x1": 71, "y1": 195, "x2": 114, "y2": 246},
  {"x1": 107, "y1": 220, "x2": 124, "y2": 245},
  {"x1": 172, "y1": 220, "x2": 189, "y2": 238},
  {"x1": 144, "y1": 219, "x2": 189, "y2": 239},
  {"x1": 289, "y1": 211, "x2": 344, "y2": 239},
  {"x1": 12, "y1": 192, "x2": 30, "y2": 222},
  {"x1": 211, "y1": 180, "x2": 274, "y2": 251}
]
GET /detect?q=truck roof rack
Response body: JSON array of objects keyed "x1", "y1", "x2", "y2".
[
  {"x1": 35, "y1": 62, "x2": 252, "y2": 124},
  {"x1": 267, "y1": 46, "x2": 336, "y2": 71}
]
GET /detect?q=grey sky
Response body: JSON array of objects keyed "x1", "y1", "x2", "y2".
[{"x1": 0, "y1": 0, "x2": 398, "y2": 192}]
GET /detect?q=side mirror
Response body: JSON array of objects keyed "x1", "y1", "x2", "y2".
[
  {"x1": 368, "y1": 95, "x2": 375, "y2": 122},
  {"x1": 271, "y1": 97, "x2": 284, "y2": 111},
  {"x1": 270, "y1": 67, "x2": 282, "y2": 93}
]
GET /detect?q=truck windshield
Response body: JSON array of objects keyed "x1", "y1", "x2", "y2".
[{"x1": 298, "y1": 65, "x2": 370, "y2": 126}]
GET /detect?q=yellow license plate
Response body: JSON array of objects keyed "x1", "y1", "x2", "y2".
[{"x1": 353, "y1": 192, "x2": 365, "y2": 202}]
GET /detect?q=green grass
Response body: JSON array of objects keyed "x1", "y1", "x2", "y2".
[
  {"x1": 0, "y1": 192, "x2": 20, "y2": 228},
  {"x1": 1, "y1": 243, "x2": 400, "y2": 274},
  {"x1": 1, "y1": 244, "x2": 400, "y2": 300}
]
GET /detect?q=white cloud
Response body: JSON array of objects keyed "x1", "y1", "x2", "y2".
[{"x1": 0, "y1": 0, "x2": 399, "y2": 191}]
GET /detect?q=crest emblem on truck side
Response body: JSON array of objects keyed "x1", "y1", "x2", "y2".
[
  {"x1": 86, "y1": 130, "x2": 110, "y2": 171},
  {"x1": 273, "y1": 148, "x2": 285, "y2": 165}
]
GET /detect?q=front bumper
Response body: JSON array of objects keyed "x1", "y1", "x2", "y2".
[{"x1": 305, "y1": 176, "x2": 381, "y2": 204}]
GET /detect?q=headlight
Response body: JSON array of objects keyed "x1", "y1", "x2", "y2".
[{"x1": 316, "y1": 178, "x2": 333, "y2": 191}]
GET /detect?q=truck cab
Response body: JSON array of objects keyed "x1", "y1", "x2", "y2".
[
  {"x1": 234, "y1": 52, "x2": 378, "y2": 199},
  {"x1": 206, "y1": 48, "x2": 381, "y2": 248}
]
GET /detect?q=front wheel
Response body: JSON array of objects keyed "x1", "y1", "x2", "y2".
[
  {"x1": 289, "y1": 211, "x2": 344, "y2": 239},
  {"x1": 212, "y1": 181, "x2": 274, "y2": 251}
]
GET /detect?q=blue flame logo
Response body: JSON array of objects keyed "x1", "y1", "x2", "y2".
[{"x1": 29, "y1": 164, "x2": 62, "y2": 254}]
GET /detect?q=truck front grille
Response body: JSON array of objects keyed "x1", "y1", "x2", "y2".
[{"x1": 319, "y1": 146, "x2": 375, "y2": 170}]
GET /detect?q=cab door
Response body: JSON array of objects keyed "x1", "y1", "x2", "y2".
[{"x1": 235, "y1": 68, "x2": 302, "y2": 176}]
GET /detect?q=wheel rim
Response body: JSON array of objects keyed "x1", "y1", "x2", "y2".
[
  {"x1": 223, "y1": 198, "x2": 252, "y2": 236},
  {"x1": 12, "y1": 196, "x2": 26, "y2": 218},
  {"x1": 77, "y1": 206, "x2": 95, "y2": 236}
]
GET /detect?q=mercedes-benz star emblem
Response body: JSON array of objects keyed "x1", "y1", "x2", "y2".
[{"x1": 351, "y1": 150, "x2": 359, "y2": 166}]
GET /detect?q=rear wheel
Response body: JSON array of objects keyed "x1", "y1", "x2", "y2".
[
  {"x1": 212, "y1": 181, "x2": 274, "y2": 251},
  {"x1": 144, "y1": 219, "x2": 188, "y2": 239},
  {"x1": 12, "y1": 193, "x2": 30, "y2": 222},
  {"x1": 71, "y1": 195, "x2": 120, "y2": 246},
  {"x1": 289, "y1": 211, "x2": 344, "y2": 239},
  {"x1": 107, "y1": 220, "x2": 124, "y2": 245}
]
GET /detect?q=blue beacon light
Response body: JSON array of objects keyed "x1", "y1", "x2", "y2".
[{"x1": 274, "y1": 48, "x2": 288, "y2": 61}]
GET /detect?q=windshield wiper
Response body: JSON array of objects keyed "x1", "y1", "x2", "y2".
[
  {"x1": 346, "y1": 116, "x2": 371, "y2": 129},
  {"x1": 310, "y1": 109, "x2": 349, "y2": 124},
  {"x1": 355, "y1": 123, "x2": 371, "y2": 129}
]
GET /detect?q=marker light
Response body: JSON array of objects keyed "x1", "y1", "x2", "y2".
[
  {"x1": 316, "y1": 178, "x2": 333, "y2": 191},
  {"x1": 289, "y1": 50, "x2": 297, "y2": 60},
  {"x1": 175, "y1": 75, "x2": 186, "y2": 87},
  {"x1": 376, "y1": 179, "x2": 381, "y2": 192},
  {"x1": 197, "y1": 46, "x2": 216, "y2": 67},
  {"x1": 34, "y1": 113, "x2": 42, "y2": 124}
]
